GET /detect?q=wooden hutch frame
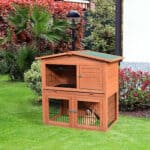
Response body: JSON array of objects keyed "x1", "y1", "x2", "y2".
[{"x1": 37, "y1": 50, "x2": 123, "y2": 131}]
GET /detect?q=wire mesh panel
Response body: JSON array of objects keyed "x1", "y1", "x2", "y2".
[
  {"x1": 77, "y1": 101, "x2": 100, "y2": 127},
  {"x1": 49, "y1": 99, "x2": 69, "y2": 123}
]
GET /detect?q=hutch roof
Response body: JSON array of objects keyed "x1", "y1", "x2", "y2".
[{"x1": 36, "y1": 50, "x2": 123, "y2": 63}]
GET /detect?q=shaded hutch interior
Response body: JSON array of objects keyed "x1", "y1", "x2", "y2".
[
  {"x1": 46, "y1": 65, "x2": 77, "y2": 88},
  {"x1": 38, "y1": 50, "x2": 123, "y2": 131},
  {"x1": 48, "y1": 98, "x2": 100, "y2": 127}
]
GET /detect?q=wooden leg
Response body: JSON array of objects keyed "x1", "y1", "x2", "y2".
[
  {"x1": 116, "y1": 92, "x2": 119, "y2": 121},
  {"x1": 42, "y1": 94, "x2": 49, "y2": 124},
  {"x1": 101, "y1": 97, "x2": 108, "y2": 131}
]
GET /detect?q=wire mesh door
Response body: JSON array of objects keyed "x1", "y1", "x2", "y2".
[
  {"x1": 48, "y1": 98, "x2": 70, "y2": 124},
  {"x1": 77, "y1": 101, "x2": 100, "y2": 127}
]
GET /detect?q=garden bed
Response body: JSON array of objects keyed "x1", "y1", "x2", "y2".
[{"x1": 120, "y1": 109, "x2": 150, "y2": 118}]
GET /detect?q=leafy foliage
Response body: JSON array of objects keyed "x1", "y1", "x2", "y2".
[
  {"x1": 0, "y1": 1, "x2": 84, "y2": 53},
  {"x1": 16, "y1": 45, "x2": 36, "y2": 73},
  {"x1": 0, "y1": 28, "x2": 12, "y2": 46},
  {"x1": 0, "y1": 0, "x2": 83, "y2": 17},
  {"x1": 83, "y1": 0, "x2": 115, "y2": 54},
  {"x1": 0, "y1": 45, "x2": 36, "y2": 80},
  {"x1": 9, "y1": 63, "x2": 22, "y2": 80},
  {"x1": 0, "y1": 1, "x2": 84, "y2": 81},
  {"x1": 119, "y1": 68, "x2": 150, "y2": 111},
  {"x1": 0, "y1": 51, "x2": 9, "y2": 74},
  {"x1": 4, "y1": 4, "x2": 70, "y2": 55},
  {"x1": 30, "y1": 5, "x2": 70, "y2": 44},
  {"x1": 8, "y1": 4, "x2": 29, "y2": 34},
  {"x1": 30, "y1": 6, "x2": 52, "y2": 38},
  {"x1": 0, "y1": 2, "x2": 78, "y2": 81},
  {"x1": 0, "y1": 50, "x2": 22, "y2": 80},
  {"x1": 24, "y1": 61, "x2": 41, "y2": 96}
]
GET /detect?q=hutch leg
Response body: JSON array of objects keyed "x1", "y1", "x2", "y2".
[
  {"x1": 101, "y1": 97, "x2": 108, "y2": 131},
  {"x1": 116, "y1": 92, "x2": 119, "y2": 121},
  {"x1": 68, "y1": 97, "x2": 77, "y2": 128},
  {"x1": 72, "y1": 98, "x2": 77, "y2": 128},
  {"x1": 42, "y1": 94, "x2": 49, "y2": 124}
]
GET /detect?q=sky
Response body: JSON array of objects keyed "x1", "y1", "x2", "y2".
[{"x1": 123, "y1": 0, "x2": 150, "y2": 62}]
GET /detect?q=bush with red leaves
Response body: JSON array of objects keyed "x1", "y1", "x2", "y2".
[
  {"x1": 0, "y1": 0, "x2": 84, "y2": 52},
  {"x1": 119, "y1": 68, "x2": 150, "y2": 111}
]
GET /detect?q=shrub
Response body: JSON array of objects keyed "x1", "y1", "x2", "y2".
[
  {"x1": 0, "y1": 59, "x2": 8, "y2": 74},
  {"x1": 0, "y1": 51, "x2": 9, "y2": 74},
  {"x1": 83, "y1": 0, "x2": 115, "y2": 54},
  {"x1": 0, "y1": 45, "x2": 35, "y2": 80},
  {"x1": 24, "y1": 61, "x2": 41, "y2": 96},
  {"x1": 4, "y1": 50, "x2": 22, "y2": 80},
  {"x1": 16, "y1": 45, "x2": 36, "y2": 77},
  {"x1": 9, "y1": 63, "x2": 22, "y2": 80},
  {"x1": 0, "y1": 50, "x2": 22, "y2": 80},
  {"x1": 119, "y1": 68, "x2": 150, "y2": 111}
]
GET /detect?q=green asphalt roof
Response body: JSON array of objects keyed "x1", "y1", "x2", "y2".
[{"x1": 79, "y1": 50, "x2": 120, "y2": 61}]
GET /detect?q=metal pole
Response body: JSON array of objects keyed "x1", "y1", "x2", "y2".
[
  {"x1": 115, "y1": 0, "x2": 122, "y2": 56},
  {"x1": 72, "y1": 19, "x2": 76, "y2": 50}
]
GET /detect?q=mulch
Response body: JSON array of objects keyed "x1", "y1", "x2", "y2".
[{"x1": 120, "y1": 109, "x2": 150, "y2": 118}]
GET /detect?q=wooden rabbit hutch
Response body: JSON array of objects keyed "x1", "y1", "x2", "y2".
[{"x1": 37, "y1": 50, "x2": 123, "y2": 131}]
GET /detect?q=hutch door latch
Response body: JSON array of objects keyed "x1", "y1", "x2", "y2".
[{"x1": 69, "y1": 109, "x2": 77, "y2": 113}]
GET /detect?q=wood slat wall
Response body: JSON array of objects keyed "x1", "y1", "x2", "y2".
[{"x1": 108, "y1": 94, "x2": 116, "y2": 124}]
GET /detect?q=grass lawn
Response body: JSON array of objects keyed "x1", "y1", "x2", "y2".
[{"x1": 0, "y1": 75, "x2": 150, "y2": 150}]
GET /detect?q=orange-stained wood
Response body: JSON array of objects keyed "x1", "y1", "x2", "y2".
[{"x1": 39, "y1": 51, "x2": 123, "y2": 131}]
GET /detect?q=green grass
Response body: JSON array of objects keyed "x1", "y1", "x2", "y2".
[{"x1": 0, "y1": 75, "x2": 150, "y2": 150}]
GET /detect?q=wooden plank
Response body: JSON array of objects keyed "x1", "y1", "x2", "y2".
[
  {"x1": 42, "y1": 95, "x2": 49, "y2": 124},
  {"x1": 79, "y1": 65, "x2": 103, "y2": 90}
]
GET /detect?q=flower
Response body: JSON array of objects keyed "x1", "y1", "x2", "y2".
[
  {"x1": 133, "y1": 92, "x2": 138, "y2": 97},
  {"x1": 141, "y1": 80, "x2": 150, "y2": 91}
]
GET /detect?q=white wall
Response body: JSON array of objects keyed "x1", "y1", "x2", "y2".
[{"x1": 123, "y1": 0, "x2": 150, "y2": 62}]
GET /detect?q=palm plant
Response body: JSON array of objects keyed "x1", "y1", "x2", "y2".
[
  {"x1": 7, "y1": 4, "x2": 70, "y2": 54},
  {"x1": 8, "y1": 4, "x2": 30, "y2": 34},
  {"x1": 16, "y1": 45, "x2": 36, "y2": 74},
  {"x1": 30, "y1": 5, "x2": 70, "y2": 53},
  {"x1": 8, "y1": 4, "x2": 31, "y2": 43}
]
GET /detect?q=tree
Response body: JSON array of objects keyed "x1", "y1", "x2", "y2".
[{"x1": 83, "y1": 0, "x2": 115, "y2": 54}]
